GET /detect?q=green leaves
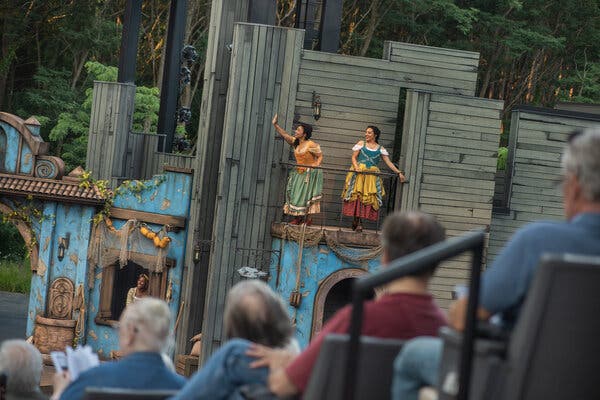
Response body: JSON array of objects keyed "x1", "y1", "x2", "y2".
[{"x1": 84, "y1": 61, "x2": 118, "y2": 82}]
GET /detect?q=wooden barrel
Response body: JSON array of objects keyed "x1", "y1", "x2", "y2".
[{"x1": 33, "y1": 315, "x2": 76, "y2": 354}]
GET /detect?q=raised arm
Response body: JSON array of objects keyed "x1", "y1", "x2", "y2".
[
  {"x1": 272, "y1": 114, "x2": 295, "y2": 146},
  {"x1": 382, "y1": 154, "x2": 406, "y2": 183}
]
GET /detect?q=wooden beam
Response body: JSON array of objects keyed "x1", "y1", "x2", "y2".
[
  {"x1": 163, "y1": 165, "x2": 194, "y2": 174},
  {"x1": 109, "y1": 207, "x2": 186, "y2": 228},
  {"x1": 270, "y1": 222, "x2": 381, "y2": 248}
]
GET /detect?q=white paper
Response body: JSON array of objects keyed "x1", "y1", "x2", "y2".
[
  {"x1": 52, "y1": 346, "x2": 100, "y2": 380},
  {"x1": 50, "y1": 351, "x2": 68, "y2": 373}
]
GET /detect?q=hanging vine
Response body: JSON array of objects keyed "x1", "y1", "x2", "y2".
[
  {"x1": 1, "y1": 195, "x2": 52, "y2": 255},
  {"x1": 79, "y1": 171, "x2": 167, "y2": 225}
]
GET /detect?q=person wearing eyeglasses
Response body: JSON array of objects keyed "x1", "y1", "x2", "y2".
[{"x1": 392, "y1": 127, "x2": 600, "y2": 400}]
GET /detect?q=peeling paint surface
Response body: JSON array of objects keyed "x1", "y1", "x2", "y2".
[
  {"x1": 5, "y1": 157, "x2": 192, "y2": 353},
  {"x1": 86, "y1": 172, "x2": 192, "y2": 356},
  {"x1": 269, "y1": 238, "x2": 381, "y2": 348},
  {"x1": 36, "y1": 260, "x2": 46, "y2": 276}
]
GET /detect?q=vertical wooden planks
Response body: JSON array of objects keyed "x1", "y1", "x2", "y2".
[
  {"x1": 199, "y1": 23, "x2": 304, "y2": 362},
  {"x1": 178, "y1": 0, "x2": 250, "y2": 354},
  {"x1": 86, "y1": 81, "x2": 135, "y2": 181},
  {"x1": 398, "y1": 90, "x2": 503, "y2": 307},
  {"x1": 488, "y1": 107, "x2": 600, "y2": 263}
]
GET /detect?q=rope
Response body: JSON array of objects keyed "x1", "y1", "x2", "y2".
[
  {"x1": 86, "y1": 219, "x2": 168, "y2": 288},
  {"x1": 280, "y1": 225, "x2": 382, "y2": 265},
  {"x1": 74, "y1": 284, "x2": 85, "y2": 344},
  {"x1": 293, "y1": 223, "x2": 307, "y2": 294},
  {"x1": 324, "y1": 231, "x2": 383, "y2": 266}
]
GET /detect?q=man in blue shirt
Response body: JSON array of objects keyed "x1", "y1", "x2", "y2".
[
  {"x1": 392, "y1": 127, "x2": 600, "y2": 400},
  {"x1": 51, "y1": 298, "x2": 185, "y2": 400}
]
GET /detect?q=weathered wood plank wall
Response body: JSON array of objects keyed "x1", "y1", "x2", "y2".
[
  {"x1": 86, "y1": 81, "x2": 136, "y2": 180},
  {"x1": 199, "y1": 23, "x2": 304, "y2": 361},
  {"x1": 178, "y1": 0, "x2": 250, "y2": 353},
  {"x1": 293, "y1": 45, "x2": 480, "y2": 228},
  {"x1": 488, "y1": 107, "x2": 600, "y2": 262},
  {"x1": 400, "y1": 90, "x2": 503, "y2": 307},
  {"x1": 383, "y1": 41, "x2": 480, "y2": 96},
  {"x1": 294, "y1": 51, "x2": 400, "y2": 228}
]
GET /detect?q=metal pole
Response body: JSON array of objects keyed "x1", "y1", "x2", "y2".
[
  {"x1": 157, "y1": 0, "x2": 188, "y2": 152},
  {"x1": 117, "y1": 0, "x2": 143, "y2": 84},
  {"x1": 294, "y1": 0, "x2": 303, "y2": 28},
  {"x1": 319, "y1": 0, "x2": 343, "y2": 52},
  {"x1": 457, "y1": 241, "x2": 484, "y2": 400},
  {"x1": 248, "y1": 0, "x2": 276, "y2": 25}
]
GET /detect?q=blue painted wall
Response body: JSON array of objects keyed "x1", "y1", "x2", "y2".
[
  {"x1": 269, "y1": 238, "x2": 381, "y2": 348},
  {"x1": 20, "y1": 145, "x2": 32, "y2": 174},
  {"x1": 85, "y1": 172, "x2": 192, "y2": 357},
  {"x1": 0, "y1": 121, "x2": 22, "y2": 173},
  {"x1": 25, "y1": 202, "x2": 96, "y2": 338}
]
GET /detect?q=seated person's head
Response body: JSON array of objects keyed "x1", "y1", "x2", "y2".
[
  {"x1": 119, "y1": 297, "x2": 172, "y2": 355},
  {"x1": 561, "y1": 127, "x2": 600, "y2": 218},
  {"x1": 381, "y1": 211, "x2": 446, "y2": 278},
  {"x1": 0, "y1": 339, "x2": 43, "y2": 395},
  {"x1": 224, "y1": 280, "x2": 293, "y2": 348}
]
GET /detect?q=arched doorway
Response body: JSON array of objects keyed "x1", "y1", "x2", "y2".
[
  {"x1": 310, "y1": 268, "x2": 375, "y2": 340},
  {"x1": 0, "y1": 202, "x2": 39, "y2": 272},
  {"x1": 0, "y1": 213, "x2": 33, "y2": 342}
]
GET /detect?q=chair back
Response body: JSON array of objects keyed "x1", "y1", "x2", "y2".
[
  {"x1": 499, "y1": 254, "x2": 600, "y2": 400},
  {"x1": 304, "y1": 333, "x2": 404, "y2": 400}
]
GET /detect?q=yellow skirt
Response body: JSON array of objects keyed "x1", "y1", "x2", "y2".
[{"x1": 341, "y1": 164, "x2": 385, "y2": 210}]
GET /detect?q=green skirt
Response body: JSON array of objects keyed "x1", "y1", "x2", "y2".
[{"x1": 284, "y1": 168, "x2": 323, "y2": 216}]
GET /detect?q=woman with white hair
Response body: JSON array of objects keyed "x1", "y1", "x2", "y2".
[
  {"x1": 0, "y1": 339, "x2": 46, "y2": 400},
  {"x1": 52, "y1": 298, "x2": 185, "y2": 400}
]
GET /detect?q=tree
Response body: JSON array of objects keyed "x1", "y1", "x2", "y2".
[{"x1": 50, "y1": 61, "x2": 161, "y2": 171}]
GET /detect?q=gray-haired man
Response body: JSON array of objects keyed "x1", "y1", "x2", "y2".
[{"x1": 393, "y1": 127, "x2": 600, "y2": 400}]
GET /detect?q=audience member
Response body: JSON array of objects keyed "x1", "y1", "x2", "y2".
[
  {"x1": 0, "y1": 340, "x2": 46, "y2": 400},
  {"x1": 52, "y1": 298, "x2": 185, "y2": 400},
  {"x1": 169, "y1": 279, "x2": 298, "y2": 400},
  {"x1": 250, "y1": 211, "x2": 448, "y2": 397},
  {"x1": 393, "y1": 127, "x2": 600, "y2": 400}
]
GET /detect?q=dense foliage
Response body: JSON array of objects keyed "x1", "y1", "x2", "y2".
[{"x1": 0, "y1": 0, "x2": 598, "y2": 167}]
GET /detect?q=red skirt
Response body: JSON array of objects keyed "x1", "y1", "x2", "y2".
[{"x1": 342, "y1": 200, "x2": 379, "y2": 221}]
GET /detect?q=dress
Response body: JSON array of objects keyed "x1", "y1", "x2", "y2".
[
  {"x1": 126, "y1": 288, "x2": 136, "y2": 305},
  {"x1": 59, "y1": 352, "x2": 186, "y2": 400},
  {"x1": 342, "y1": 143, "x2": 389, "y2": 221},
  {"x1": 284, "y1": 141, "x2": 323, "y2": 216},
  {"x1": 392, "y1": 212, "x2": 600, "y2": 400}
]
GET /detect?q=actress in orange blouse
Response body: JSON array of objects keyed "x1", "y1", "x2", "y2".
[{"x1": 272, "y1": 114, "x2": 323, "y2": 225}]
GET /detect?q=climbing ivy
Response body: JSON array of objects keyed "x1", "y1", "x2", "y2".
[
  {"x1": 1, "y1": 196, "x2": 52, "y2": 255},
  {"x1": 79, "y1": 171, "x2": 167, "y2": 225}
]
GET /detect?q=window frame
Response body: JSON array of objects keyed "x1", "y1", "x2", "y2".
[{"x1": 94, "y1": 250, "x2": 175, "y2": 327}]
